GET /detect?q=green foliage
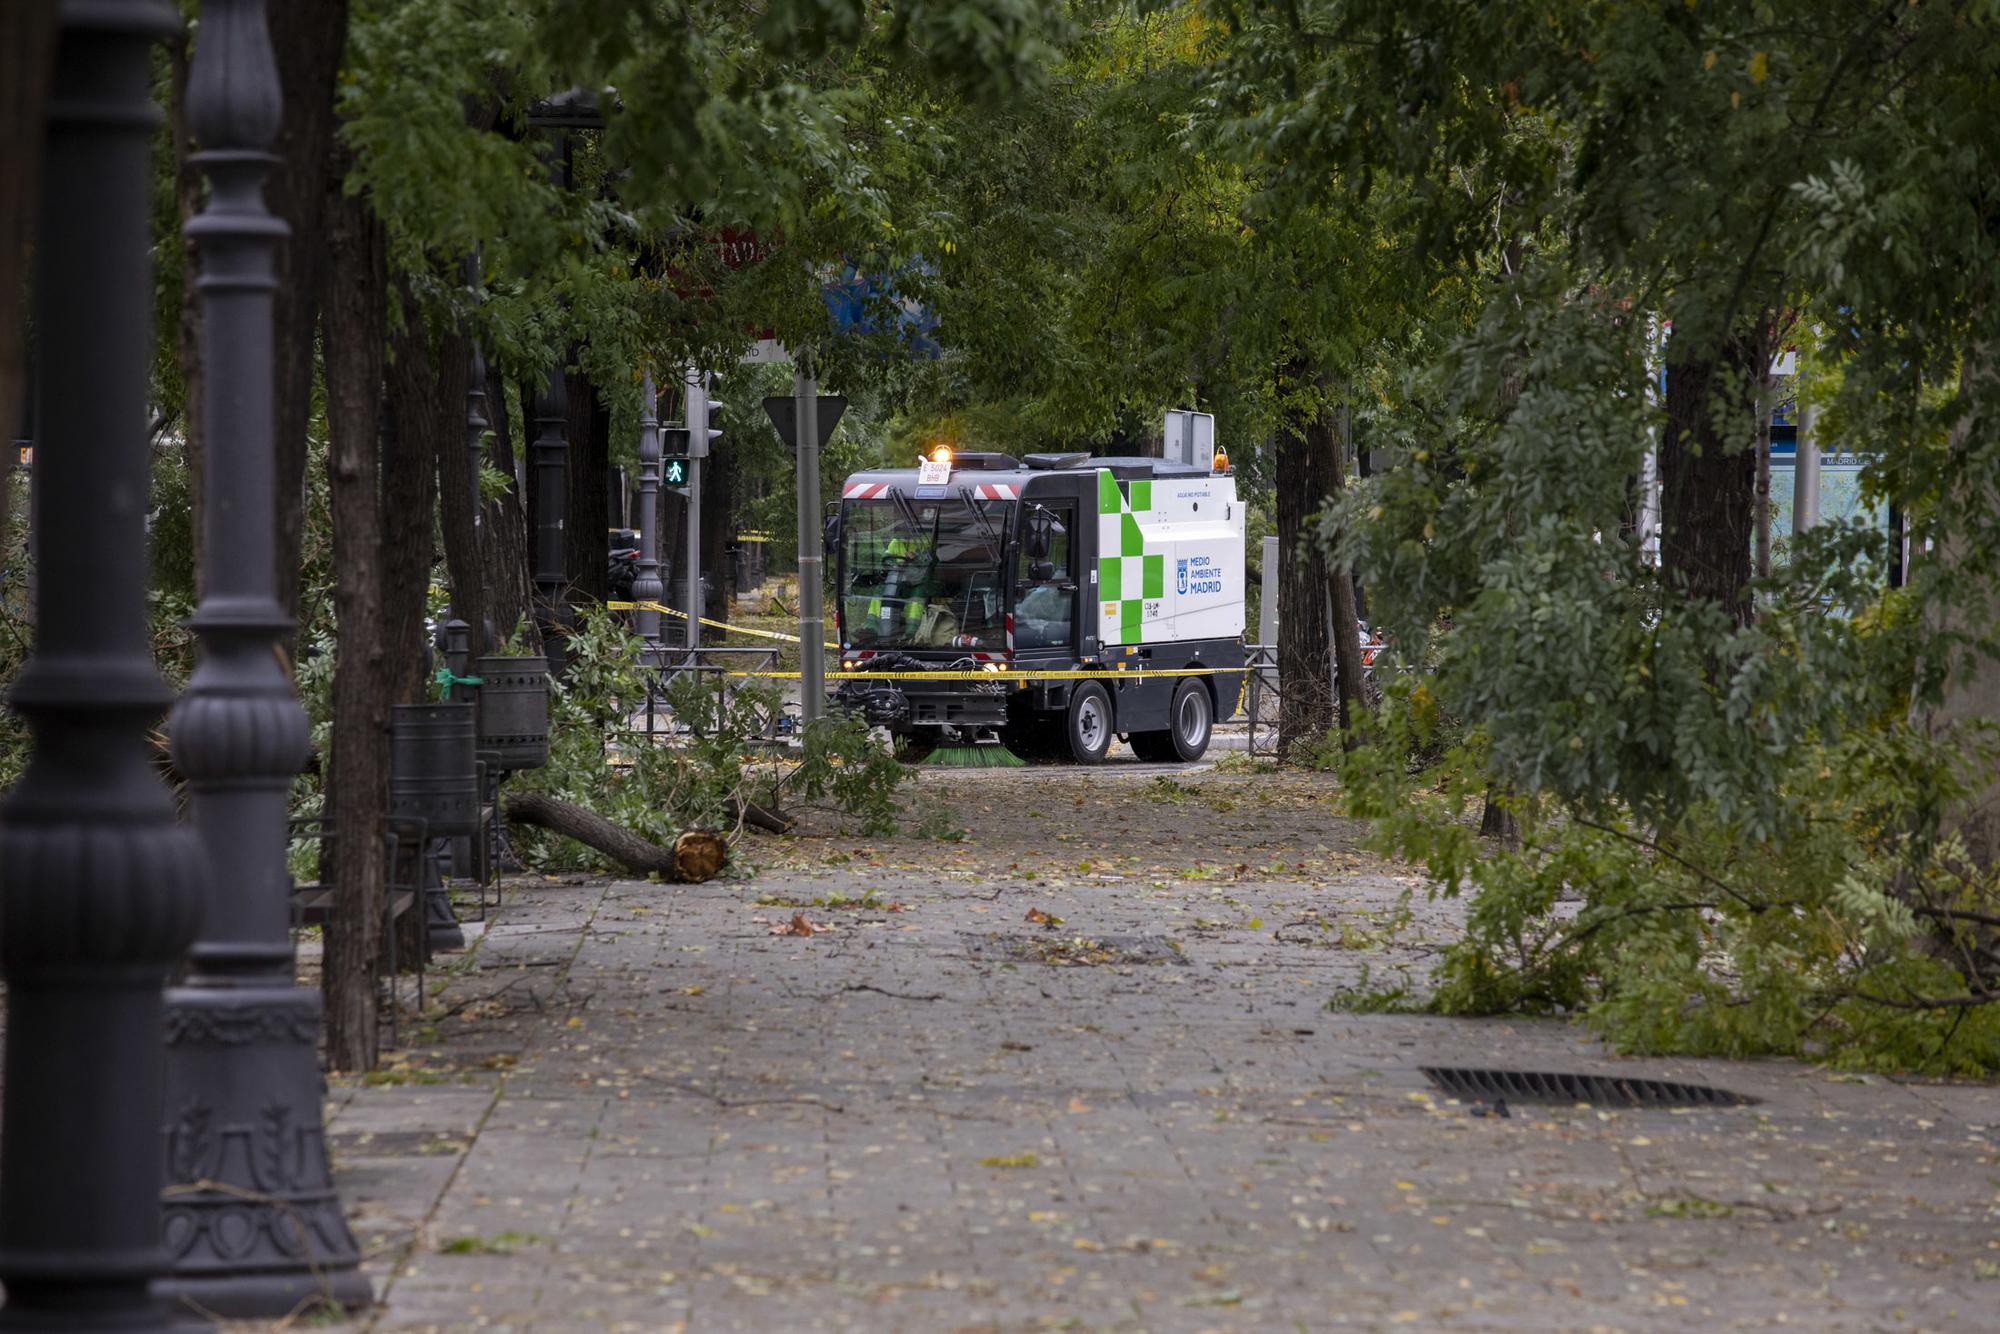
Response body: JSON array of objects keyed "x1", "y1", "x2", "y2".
[
  {"x1": 783, "y1": 705, "x2": 908, "y2": 838},
  {"x1": 513, "y1": 609, "x2": 907, "y2": 869},
  {"x1": 915, "y1": 795, "x2": 967, "y2": 841},
  {"x1": 1343, "y1": 676, "x2": 2000, "y2": 1075}
]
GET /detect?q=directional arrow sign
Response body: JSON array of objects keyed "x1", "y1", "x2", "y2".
[{"x1": 762, "y1": 395, "x2": 847, "y2": 451}]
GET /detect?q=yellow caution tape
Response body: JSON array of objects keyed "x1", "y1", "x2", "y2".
[
  {"x1": 606, "y1": 600, "x2": 838, "y2": 649},
  {"x1": 726, "y1": 666, "x2": 1246, "y2": 683},
  {"x1": 602, "y1": 602, "x2": 1246, "y2": 684}
]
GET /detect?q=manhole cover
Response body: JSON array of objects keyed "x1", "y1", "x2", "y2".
[
  {"x1": 1420, "y1": 1067, "x2": 1757, "y2": 1109},
  {"x1": 957, "y1": 932, "x2": 1187, "y2": 967}
]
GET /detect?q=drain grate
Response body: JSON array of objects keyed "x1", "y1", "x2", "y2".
[{"x1": 1420, "y1": 1067, "x2": 1757, "y2": 1109}]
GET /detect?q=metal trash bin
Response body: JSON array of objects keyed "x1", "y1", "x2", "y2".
[
  {"x1": 390, "y1": 702, "x2": 479, "y2": 836},
  {"x1": 474, "y1": 655, "x2": 550, "y2": 772}
]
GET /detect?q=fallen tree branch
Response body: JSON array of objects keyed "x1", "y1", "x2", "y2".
[
  {"x1": 505, "y1": 791, "x2": 727, "y2": 882},
  {"x1": 730, "y1": 795, "x2": 792, "y2": 834},
  {"x1": 1829, "y1": 987, "x2": 2000, "y2": 1011}
]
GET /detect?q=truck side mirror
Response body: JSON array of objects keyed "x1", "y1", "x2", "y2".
[
  {"x1": 1028, "y1": 560, "x2": 1056, "y2": 582},
  {"x1": 1024, "y1": 507, "x2": 1053, "y2": 559},
  {"x1": 822, "y1": 512, "x2": 840, "y2": 558}
]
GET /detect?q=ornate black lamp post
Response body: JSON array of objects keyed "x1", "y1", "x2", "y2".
[
  {"x1": 0, "y1": 4, "x2": 209, "y2": 1325},
  {"x1": 158, "y1": 0, "x2": 368, "y2": 1315},
  {"x1": 634, "y1": 369, "x2": 665, "y2": 648},
  {"x1": 530, "y1": 370, "x2": 570, "y2": 669},
  {"x1": 521, "y1": 91, "x2": 606, "y2": 674}
]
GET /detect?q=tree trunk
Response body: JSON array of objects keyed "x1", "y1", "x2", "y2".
[
  {"x1": 320, "y1": 175, "x2": 388, "y2": 1073},
  {"x1": 0, "y1": 0, "x2": 55, "y2": 564},
  {"x1": 383, "y1": 302, "x2": 446, "y2": 707},
  {"x1": 1753, "y1": 372, "x2": 1773, "y2": 581},
  {"x1": 564, "y1": 367, "x2": 611, "y2": 611},
  {"x1": 1479, "y1": 785, "x2": 1521, "y2": 847},
  {"x1": 267, "y1": 0, "x2": 349, "y2": 638},
  {"x1": 436, "y1": 339, "x2": 486, "y2": 659},
  {"x1": 1926, "y1": 341, "x2": 2000, "y2": 870},
  {"x1": 168, "y1": 31, "x2": 206, "y2": 586},
  {"x1": 506, "y1": 791, "x2": 728, "y2": 881},
  {"x1": 480, "y1": 360, "x2": 539, "y2": 653},
  {"x1": 1325, "y1": 401, "x2": 1368, "y2": 745},
  {"x1": 1275, "y1": 362, "x2": 1335, "y2": 756},
  {"x1": 1660, "y1": 336, "x2": 1759, "y2": 625}
]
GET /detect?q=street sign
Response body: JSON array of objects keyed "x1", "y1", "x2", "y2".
[{"x1": 763, "y1": 395, "x2": 847, "y2": 451}]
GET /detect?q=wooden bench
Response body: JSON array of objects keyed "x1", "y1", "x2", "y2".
[{"x1": 288, "y1": 815, "x2": 430, "y2": 1048}]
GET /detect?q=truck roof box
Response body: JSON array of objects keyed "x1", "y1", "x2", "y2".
[
  {"x1": 1092, "y1": 455, "x2": 1212, "y2": 480},
  {"x1": 945, "y1": 452, "x2": 1023, "y2": 470},
  {"x1": 1023, "y1": 452, "x2": 1092, "y2": 470}
]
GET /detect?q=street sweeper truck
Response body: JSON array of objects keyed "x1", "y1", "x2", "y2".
[{"x1": 828, "y1": 428, "x2": 1247, "y2": 765}]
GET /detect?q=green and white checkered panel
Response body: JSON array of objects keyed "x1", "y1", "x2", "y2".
[{"x1": 1097, "y1": 472, "x2": 1161, "y2": 644}]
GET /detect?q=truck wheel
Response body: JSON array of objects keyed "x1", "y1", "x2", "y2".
[
  {"x1": 1168, "y1": 679, "x2": 1213, "y2": 762},
  {"x1": 1065, "y1": 681, "x2": 1113, "y2": 764}
]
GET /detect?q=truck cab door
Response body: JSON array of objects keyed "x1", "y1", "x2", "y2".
[{"x1": 1012, "y1": 501, "x2": 1077, "y2": 653}]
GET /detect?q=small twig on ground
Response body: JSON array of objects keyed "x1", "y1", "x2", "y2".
[
  {"x1": 637, "y1": 1074, "x2": 844, "y2": 1113},
  {"x1": 840, "y1": 983, "x2": 947, "y2": 1001}
]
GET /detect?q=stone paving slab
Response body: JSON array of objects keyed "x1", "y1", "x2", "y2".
[{"x1": 252, "y1": 766, "x2": 2000, "y2": 1331}]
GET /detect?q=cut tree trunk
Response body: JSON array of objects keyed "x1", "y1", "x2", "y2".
[
  {"x1": 320, "y1": 169, "x2": 388, "y2": 1073},
  {"x1": 505, "y1": 791, "x2": 728, "y2": 881}
]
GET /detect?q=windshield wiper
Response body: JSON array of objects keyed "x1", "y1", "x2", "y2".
[
  {"x1": 886, "y1": 486, "x2": 924, "y2": 537},
  {"x1": 959, "y1": 491, "x2": 1000, "y2": 549}
]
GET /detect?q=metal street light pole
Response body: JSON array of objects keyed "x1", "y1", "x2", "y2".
[
  {"x1": 159, "y1": 0, "x2": 369, "y2": 1315},
  {"x1": 795, "y1": 359, "x2": 824, "y2": 722},
  {"x1": 686, "y1": 365, "x2": 705, "y2": 652},
  {"x1": 635, "y1": 370, "x2": 664, "y2": 647},
  {"x1": 0, "y1": 5, "x2": 209, "y2": 1325},
  {"x1": 1792, "y1": 400, "x2": 1820, "y2": 536}
]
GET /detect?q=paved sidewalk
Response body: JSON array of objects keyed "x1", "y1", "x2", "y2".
[{"x1": 319, "y1": 768, "x2": 2000, "y2": 1332}]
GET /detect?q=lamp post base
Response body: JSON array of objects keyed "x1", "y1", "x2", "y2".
[
  {"x1": 159, "y1": 986, "x2": 371, "y2": 1321},
  {"x1": 424, "y1": 848, "x2": 468, "y2": 952}
]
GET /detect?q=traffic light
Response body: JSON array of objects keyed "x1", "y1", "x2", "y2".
[{"x1": 661, "y1": 426, "x2": 690, "y2": 490}]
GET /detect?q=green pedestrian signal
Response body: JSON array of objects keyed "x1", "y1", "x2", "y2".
[{"x1": 663, "y1": 458, "x2": 688, "y2": 487}]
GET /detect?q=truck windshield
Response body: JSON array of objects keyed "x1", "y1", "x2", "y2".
[{"x1": 841, "y1": 493, "x2": 1013, "y2": 649}]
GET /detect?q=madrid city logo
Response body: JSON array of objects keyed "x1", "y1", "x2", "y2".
[{"x1": 1175, "y1": 558, "x2": 1189, "y2": 595}]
